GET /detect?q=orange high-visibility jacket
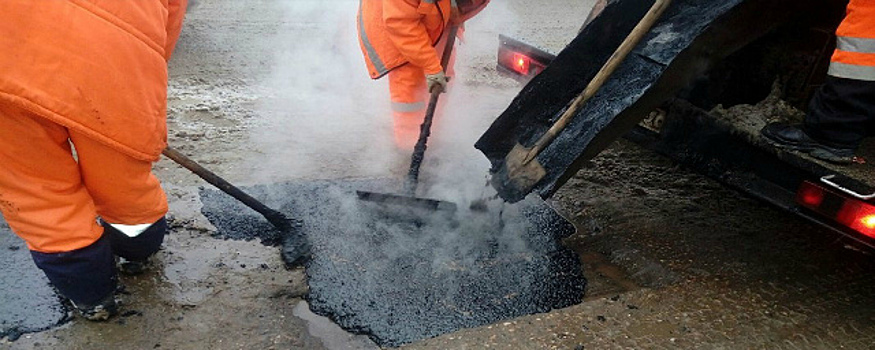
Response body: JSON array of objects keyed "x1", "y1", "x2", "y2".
[
  {"x1": 0, "y1": 0, "x2": 187, "y2": 162},
  {"x1": 358, "y1": 0, "x2": 454, "y2": 79},
  {"x1": 829, "y1": 0, "x2": 875, "y2": 81}
]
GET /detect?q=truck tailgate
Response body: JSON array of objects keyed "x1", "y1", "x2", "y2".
[{"x1": 475, "y1": 0, "x2": 812, "y2": 201}]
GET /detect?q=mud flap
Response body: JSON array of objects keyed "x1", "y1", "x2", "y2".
[{"x1": 475, "y1": 0, "x2": 812, "y2": 201}]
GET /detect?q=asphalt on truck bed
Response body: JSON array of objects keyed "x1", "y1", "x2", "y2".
[{"x1": 710, "y1": 88, "x2": 875, "y2": 191}]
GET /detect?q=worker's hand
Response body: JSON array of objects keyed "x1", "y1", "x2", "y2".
[{"x1": 426, "y1": 72, "x2": 448, "y2": 94}]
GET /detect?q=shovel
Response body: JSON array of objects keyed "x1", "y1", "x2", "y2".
[
  {"x1": 162, "y1": 147, "x2": 309, "y2": 266},
  {"x1": 357, "y1": 25, "x2": 461, "y2": 212},
  {"x1": 493, "y1": 0, "x2": 672, "y2": 199}
]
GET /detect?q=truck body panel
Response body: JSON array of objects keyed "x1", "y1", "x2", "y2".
[{"x1": 486, "y1": 0, "x2": 875, "y2": 247}]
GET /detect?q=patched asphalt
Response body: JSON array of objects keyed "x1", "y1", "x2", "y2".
[{"x1": 199, "y1": 179, "x2": 587, "y2": 347}]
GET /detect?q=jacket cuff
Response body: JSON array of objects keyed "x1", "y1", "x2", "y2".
[{"x1": 424, "y1": 64, "x2": 443, "y2": 76}]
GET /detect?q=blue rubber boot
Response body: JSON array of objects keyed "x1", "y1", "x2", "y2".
[{"x1": 30, "y1": 235, "x2": 118, "y2": 321}]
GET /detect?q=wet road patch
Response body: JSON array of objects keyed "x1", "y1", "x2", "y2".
[
  {"x1": 200, "y1": 179, "x2": 587, "y2": 347},
  {"x1": 0, "y1": 223, "x2": 68, "y2": 341}
]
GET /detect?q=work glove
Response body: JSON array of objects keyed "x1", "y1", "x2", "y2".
[{"x1": 426, "y1": 71, "x2": 449, "y2": 94}]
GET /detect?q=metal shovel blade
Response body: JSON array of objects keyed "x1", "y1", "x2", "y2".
[
  {"x1": 356, "y1": 190, "x2": 458, "y2": 212},
  {"x1": 492, "y1": 143, "x2": 548, "y2": 203}
]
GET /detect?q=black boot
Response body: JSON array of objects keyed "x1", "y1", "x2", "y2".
[
  {"x1": 102, "y1": 217, "x2": 167, "y2": 275},
  {"x1": 761, "y1": 122, "x2": 855, "y2": 164},
  {"x1": 30, "y1": 235, "x2": 119, "y2": 321},
  {"x1": 71, "y1": 293, "x2": 119, "y2": 321}
]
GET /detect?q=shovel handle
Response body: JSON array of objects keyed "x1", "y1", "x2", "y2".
[
  {"x1": 162, "y1": 147, "x2": 291, "y2": 230},
  {"x1": 523, "y1": 0, "x2": 673, "y2": 164}
]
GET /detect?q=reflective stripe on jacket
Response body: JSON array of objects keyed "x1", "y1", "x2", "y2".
[
  {"x1": 829, "y1": 0, "x2": 875, "y2": 81},
  {"x1": 0, "y1": 0, "x2": 187, "y2": 161},
  {"x1": 358, "y1": 0, "x2": 460, "y2": 80}
]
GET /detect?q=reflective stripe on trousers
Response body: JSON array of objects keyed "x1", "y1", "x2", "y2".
[
  {"x1": 388, "y1": 64, "x2": 429, "y2": 150},
  {"x1": 385, "y1": 35, "x2": 456, "y2": 149},
  {"x1": 392, "y1": 101, "x2": 426, "y2": 113}
]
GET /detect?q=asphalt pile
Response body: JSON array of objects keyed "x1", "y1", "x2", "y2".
[{"x1": 200, "y1": 179, "x2": 587, "y2": 347}]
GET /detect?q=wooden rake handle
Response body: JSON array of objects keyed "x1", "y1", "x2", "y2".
[{"x1": 523, "y1": 0, "x2": 673, "y2": 164}]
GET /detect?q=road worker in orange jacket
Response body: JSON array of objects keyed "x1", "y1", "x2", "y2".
[
  {"x1": 763, "y1": 0, "x2": 875, "y2": 164},
  {"x1": 357, "y1": 0, "x2": 490, "y2": 150},
  {"x1": 0, "y1": 0, "x2": 187, "y2": 320}
]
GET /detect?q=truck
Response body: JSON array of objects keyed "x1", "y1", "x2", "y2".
[{"x1": 476, "y1": 0, "x2": 875, "y2": 249}]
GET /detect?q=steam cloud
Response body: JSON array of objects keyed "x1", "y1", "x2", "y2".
[
  {"x1": 248, "y1": 0, "x2": 520, "y2": 203},
  {"x1": 192, "y1": 1, "x2": 597, "y2": 346}
]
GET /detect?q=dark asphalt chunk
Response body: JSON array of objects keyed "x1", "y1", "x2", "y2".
[
  {"x1": 199, "y1": 179, "x2": 587, "y2": 347},
  {"x1": 0, "y1": 224, "x2": 68, "y2": 341}
]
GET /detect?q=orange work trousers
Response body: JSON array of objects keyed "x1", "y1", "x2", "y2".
[
  {"x1": 388, "y1": 37, "x2": 457, "y2": 150},
  {"x1": 0, "y1": 105, "x2": 168, "y2": 254}
]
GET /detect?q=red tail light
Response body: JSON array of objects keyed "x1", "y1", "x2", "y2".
[
  {"x1": 797, "y1": 182, "x2": 825, "y2": 208},
  {"x1": 840, "y1": 202, "x2": 875, "y2": 238},
  {"x1": 513, "y1": 53, "x2": 531, "y2": 75},
  {"x1": 496, "y1": 36, "x2": 551, "y2": 79},
  {"x1": 797, "y1": 181, "x2": 875, "y2": 239}
]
